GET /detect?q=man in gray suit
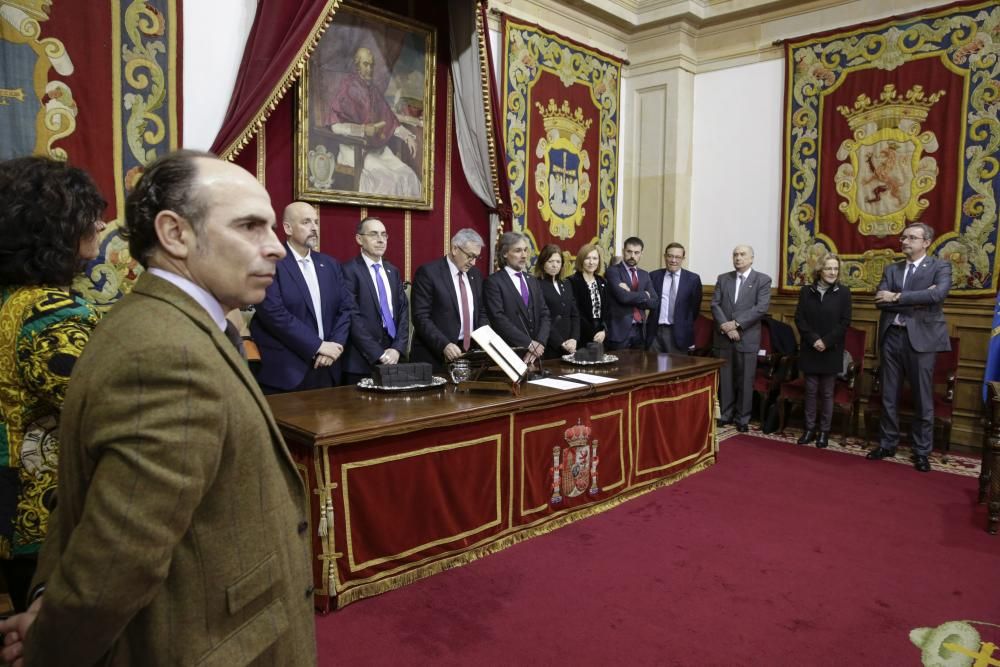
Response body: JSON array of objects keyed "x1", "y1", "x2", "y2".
[
  {"x1": 711, "y1": 245, "x2": 772, "y2": 432},
  {"x1": 869, "y1": 222, "x2": 951, "y2": 473}
]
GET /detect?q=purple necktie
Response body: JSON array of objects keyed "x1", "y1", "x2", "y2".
[
  {"x1": 458, "y1": 271, "x2": 471, "y2": 350},
  {"x1": 373, "y1": 264, "x2": 396, "y2": 338},
  {"x1": 518, "y1": 272, "x2": 530, "y2": 306}
]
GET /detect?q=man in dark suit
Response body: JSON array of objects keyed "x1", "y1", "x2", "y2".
[
  {"x1": 711, "y1": 245, "x2": 772, "y2": 432},
  {"x1": 0, "y1": 151, "x2": 316, "y2": 665},
  {"x1": 605, "y1": 236, "x2": 657, "y2": 350},
  {"x1": 869, "y1": 222, "x2": 952, "y2": 472},
  {"x1": 647, "y1": 242, "x2": 703, "y2": 354},
  {"x1": 484, "y1": 231, "x2": 551, "y2": 365},
  {"x1": 410, "y1": 228, "x2": 489, "y2": 370},
  {"x1": 341, "y1": 216, "x2": 409, "y2": 384},
  {"x1": 250, "y1": 201, "x2": 355, "y2": 393}
]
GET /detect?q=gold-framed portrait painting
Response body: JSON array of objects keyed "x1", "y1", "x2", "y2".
[{"x1": 296, "y1": 4, "x2": 436, "y2": 209}]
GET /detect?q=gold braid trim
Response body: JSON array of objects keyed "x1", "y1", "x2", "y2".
[
  {"x1": 219, "y1": 0, "x2": 341, "y2": 161},
  {"x1": 334, "y1": 454, "x2": 716, "y2": 607},
  {"x1": 475, "y1": 1, "x2": 503, "y2": 206}
]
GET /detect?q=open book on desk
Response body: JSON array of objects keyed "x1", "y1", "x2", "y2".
[{"x1": 470, "y1": 325, "x2": 528, "y2": 384}]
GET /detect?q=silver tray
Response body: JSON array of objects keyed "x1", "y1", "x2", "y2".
[
  {"x1": 356, "y1": 375, "x2": 448, "y2": 392},
  {"x1": 561, "y1": 353, "x2": 619, "y2": 366}
]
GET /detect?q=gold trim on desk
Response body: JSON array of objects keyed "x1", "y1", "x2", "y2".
[
  {"x1": 341, "y1": 434, "x2": 503, "y2": 572},
  {"x1": 634, "y1": 386, "x2": 714, "y2": 476}
]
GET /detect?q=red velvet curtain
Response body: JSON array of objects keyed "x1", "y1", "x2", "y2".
[
  {"x1": 210, "y1": 0, "x2": 500, "y2": 280},
  {"x1": 210, "y1": 0, "x2": 339, "y2": 159}
]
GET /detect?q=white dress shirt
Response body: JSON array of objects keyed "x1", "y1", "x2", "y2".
[{"x1": 288, "y1": 243, "x2": 325, "y2": 339}]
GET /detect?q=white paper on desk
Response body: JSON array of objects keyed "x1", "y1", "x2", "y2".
[
  {"x1": 528, "y1": 377, "x2": 583, "y2": 391},
  {"x1": 470, "y1": 325, "x2": 527, "y2": 383},
  {"x1": 561, "y1": 372, "x2": 616, "y2": 384}
]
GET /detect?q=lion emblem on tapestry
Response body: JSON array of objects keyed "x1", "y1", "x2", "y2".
[{"x1": 780, "y1": 2, "x2": 1000, "y2": 294}]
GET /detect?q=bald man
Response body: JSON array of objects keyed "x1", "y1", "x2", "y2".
[
  {"x1": 710, "y1": 245, "x2": 772, "y2": 432},
  {"x1": 250, "y1": 201, "x2": 356, "y2": 392}
]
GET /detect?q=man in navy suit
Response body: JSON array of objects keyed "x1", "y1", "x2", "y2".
[
  {"x1": 869, "y1": 222, "x2": 952, "y2": 472},
  {"x1": 341, "y1": 216, "x2": 409, "y2": 384},
  {"x1": 647, "y1": 242, "x2": 703, "y2": 354},
  {"x1": 484, "y1": 231, "x2": 550, "y2": 366},
  {"x1": 605, "y1": 237, "x2": 657, "y2": 350},
  {"x1": 410, "y1": 228, "x2": 489, "y2": 370},
  {"x1": 711, "y1": 244, "x2": 771, "y2": 432},
  {"x1": 250, "y1": 201, "x2": 355, "y2": 393}
]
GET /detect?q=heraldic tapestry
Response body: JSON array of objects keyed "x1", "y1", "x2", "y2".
[
  {"x1": 780, "y1": 1, "x2": 1000, "y2": 294},
  {"x1": 0, "y1": 0, "x2": 181, "y2": 309},
  {"x1": 501, "y1": 16, "x2": 621, "y2": 270}
]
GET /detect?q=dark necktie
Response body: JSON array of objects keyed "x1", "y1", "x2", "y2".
[
  {"x1": 458, "y1": 271, "x2": 472, "y2": 351},
  {"x1": 898, "y1": 263, "x2": 916, "y2": 325},
  {"x1": 223, "y1": 320, "x2": 247, "y2": 360},
  {"x1": 735, "y1": 273, "x2": 744, "y2": 302},
  {"x1": 373, "y1": 264, "x2": 396, "y2": 338},
  {"x1": 630, "y1": 268, "x2": 641, "y2": 323},
  {"x1": 517, "y1": 272, "x2": 530, "y2": 306},
  {"x1": 668, "y1": 272, "x2": 677, "y2": 324}
]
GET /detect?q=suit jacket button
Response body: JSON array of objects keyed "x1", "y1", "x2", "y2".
[
  {"x1": 305, "y1": 585, "x2": 316, "y2": 598},
  {"x1": 298, "y1": 520, "x2": 308, "y2": 534}
]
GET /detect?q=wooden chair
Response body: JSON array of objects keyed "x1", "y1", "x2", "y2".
[
  {"x1": 979, "y1": 381, "x2": 1000, "y2": 534},
  {"x1": 690, "y1": 314, "x2": 714, "y2": 357},
  {"x1": 751, "y1": 324, "x2": 787, "y2": 426},
  {"x1": 864, "y1": 336, "x2": 960, "y2": 461},
  {"x1": 777, "y1": 326, "x2": 867, "y2": 439}
]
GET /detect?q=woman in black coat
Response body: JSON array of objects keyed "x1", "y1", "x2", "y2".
[
  {"x1": 567, "y1": 243, "x2": 609, "y2": 346},
  {"x1": 793, "y1": 253, "x2": 852, "y2": 448},
  {"x1": 533, "y1": 244, "x2": 580, "y2": 359}
]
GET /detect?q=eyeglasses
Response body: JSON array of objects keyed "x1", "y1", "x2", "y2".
[
  {"x1": 456, "y1": 246, "x2": 480, "y2": 262},
  {"x1": 900, "y1": 234, "x2": 925, "y2": 241},
  {"x1": 360, "y1": 231, "x2": 389, "y2": 240}
]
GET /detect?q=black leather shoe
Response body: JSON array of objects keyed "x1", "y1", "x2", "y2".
[
  {"x1": 735, "y1": 423, "x2": 749, "y2": 433},
  {"x1": 716, "y1": 419, "x2": 732, "y2": 428},
  {"x1": 815, "y1": 432, "x2": 829, "y2": 448},
  {"x1": 866, "y1": 447, "x2": 897, "y2": 460},
  {"x1": 797, "y1": 430, "x2": 816, "y2": 445},
  {"x1": 914, "y1": 455, "x2": 931, "y2": 473}
]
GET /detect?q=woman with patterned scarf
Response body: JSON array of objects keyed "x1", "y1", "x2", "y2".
[{"x1": 0, "y1": 156, "x2": 106, "y2": 611}]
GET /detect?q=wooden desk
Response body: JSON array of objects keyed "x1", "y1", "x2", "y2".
[{"x1": 268, "y1": 351, "x2": 723, "y2": 610}]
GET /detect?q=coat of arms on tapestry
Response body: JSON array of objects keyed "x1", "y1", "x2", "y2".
[
  {"x1": 501, "y1": 17, "x2": 622, "y2": 272},
  {"x1": 780, "y1": 1, "x2": 1000, "y2": 294}
]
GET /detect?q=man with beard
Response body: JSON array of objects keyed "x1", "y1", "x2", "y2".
[
  {"x1": 484, "y1": 231, "x2": 550, "y2": 366},
  {"x1": 605, "y1": 237, "x2": 657, "y2": 350},
  {"x1": 250, "y1": 201, "x2": 356, "y2": 392}
]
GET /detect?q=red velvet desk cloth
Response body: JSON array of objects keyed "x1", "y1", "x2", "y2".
[{"x1": 267, "y1": 351, "x2": 722, "y2": 610}]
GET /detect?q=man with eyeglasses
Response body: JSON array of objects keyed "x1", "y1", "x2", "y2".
[
  {"x1": 250, "y1": 201, "x2": 356, "y2": 392},
  {"x1": 341, "y1": 217, "x2": 409, "y2": 384},
  {"x1": 410, "y1": 228, "x2": 489, "y2": 369},
  {"x1": 647, "y1": 242, "x2": 703, "y2": 354},
  {"x1": 869, "y1": 222, "x2": 952, "y2": 473}
]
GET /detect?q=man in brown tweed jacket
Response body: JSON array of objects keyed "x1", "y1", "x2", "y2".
[{"x1": 0, "y1": 151, "x2": 317, "y2": 666}]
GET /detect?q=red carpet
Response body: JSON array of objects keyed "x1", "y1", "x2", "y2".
[{"x1": 315, "y1": 435, "x2": 1000, "y2": 666}]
